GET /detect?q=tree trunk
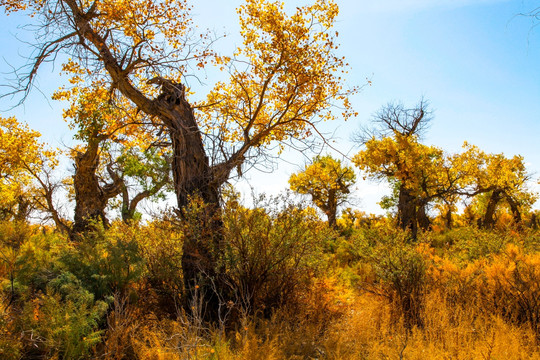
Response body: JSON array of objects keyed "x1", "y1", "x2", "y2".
[
  {"x1": 505, "y1": 194, "x2": 522, "y2": 228},
  {"x1": 445, "y1": 207, "x2": 453, "y2": 230},
  {"x1": 71, "y1": 139, "x2": 122, "y2": 238},
  {"x1": 152, "y1": 79, "x2": 224, "y2": 320},
  {"x1": 481, "y1": 189, "x2": 502, "y2": 229},
  {"x1": 324, "y1": 189, "x2": 338, "y2": 228},
  {"x1": 417, "y1": 203, "x2": 431, "y2": 231},
  {"x1": 325, "y1": 208, "x2": 337, "y2": 229},
  {"x1": 397, "y1": 186, "x2": 418, "y2": 240}
]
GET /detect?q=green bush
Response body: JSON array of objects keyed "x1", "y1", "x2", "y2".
[
  {"x1": 19, "y1": 272, "x2": 108, "y2": 359},
  {"x1": 59, "y1": 223, "x2": 144, "y2": 299}
]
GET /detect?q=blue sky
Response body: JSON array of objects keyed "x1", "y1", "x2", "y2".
[{"x1": 1, "y1": 0, "x2": 539, "y2": 214}]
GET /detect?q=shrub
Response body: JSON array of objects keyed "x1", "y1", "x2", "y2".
[
  {"x1": 480, "y1": 244, "x2": 540, "y2": 335},
  {"x1": 18, "y1": 272, "x2": 108, "y2": 359},
  {"x1": 0, "y1": 294, "x2": 21, "y2": 360},
  {"x1": 138, "y1": 220, "x2": 185, "y2": 315},
  {"x1": 60, "y1": 222, "x2": 144, "y2": 299},
  {"x1": 220, "y1": 192, "x2": 326, "y2": 317},
  {"x1": 369, "y1": 235, "x2": 427, "y2": 329}
]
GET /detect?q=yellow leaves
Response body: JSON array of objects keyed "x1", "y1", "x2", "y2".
[
  {"x1": 353, "y1": 134, "x2": 445, "y2": 195},
  {"x1": 289, "y1": 155, "x2": 356, "y2": 214},
  {"x1": 198, "y1": 0, "x2": 356, "y2": 151},
  {"x1": 0, "y1": 116, "x2": 43, "y2": 177},
  {"x1": 0, "y1": 116, "x2": 58, "y2": 211},
  {"x1": 354, "y1": 132, "x2": 536, "y2": 217}
]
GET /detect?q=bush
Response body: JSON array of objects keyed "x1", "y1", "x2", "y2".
[
  {"x1": 481, "y1": 244, "x2": 540, "y2": 335},
  {"x1": 368, "y1": 234, "x2": 427, "y2": 329},
  {"x1": 18, "y1": 272, "x2": 108, "y2": 359},
  {"x1": 220, "y1": 192, "x2": 326, "y2": 317},
  {"x1": 138, "y1": 220, "x2": 185, "y2": 316},
  {"x1": 59, "y1": 222, "x2": 144, "y2": 299}
]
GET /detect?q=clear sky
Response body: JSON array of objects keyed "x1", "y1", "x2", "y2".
[{"x1": 1, "y1": 0, "x2": 539, "y2": 214}]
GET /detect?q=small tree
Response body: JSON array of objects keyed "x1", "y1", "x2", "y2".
[
  {"x1": 0, "y1": 116, "x2": 68, "y2": 231},
  {"x1": 289, "y1": 155, "x2": 356, "y2": 228},
  {"x1": 455, "y1": 143, "x2": 537, "y2": 229}
]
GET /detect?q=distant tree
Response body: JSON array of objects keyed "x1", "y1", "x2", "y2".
[
  {"x1": 0, "y1": 116, "x2": 68, "y2": 231},
  {"x1": 455, "y1": 143, "x2": 537, "y2": 229},
  {"x1": 353, "y1": 100, "x2": 451, "y2": 238},
  {"x1": 289, "y1": 155, "x2": 356, "y2": 228}
]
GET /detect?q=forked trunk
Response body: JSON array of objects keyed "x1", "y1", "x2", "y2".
[
  {"x1": 482, "y1": 189, "x2": 502, "y2": 229},
  {"x1": 71, "y1": 139, "x2": 122, "y2": 238}
]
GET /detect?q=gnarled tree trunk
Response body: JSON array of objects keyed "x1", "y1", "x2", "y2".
[
  {"x1": 71, "y1": 138, "x2": 123, "y2": 238},
  {"x1": 481, "y1": 189, "x2": 502, "y2": 229},
  {"x1": 151, "y1": 79, "x2": 225, "y2": 320}
]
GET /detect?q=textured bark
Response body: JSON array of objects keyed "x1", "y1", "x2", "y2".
[
  {"x1": 71, "y1": 139, "x2": 123, "y2": 238},
  {"x1": 397, "y1": 186, "x2": 418, "y2": 240},
  {"x1": 481, "y1": 189, "x2": 503, "y2": 229},
  {"x1": 445, "y1": 207, "x2": 453, "y2": 230},
  {"x1": 149, "y1": 78, "x2": 224, "y2": 319}
]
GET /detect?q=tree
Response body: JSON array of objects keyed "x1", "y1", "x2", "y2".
[
  {"x1": 455, "y1": 143, "x2": 537, "y2": 229},
  {"x1": 289, "y1": 155, "x2": 356, "y2": 228},
  {"x1": 63, "y1": 87, "x2": 142, "y2": 236},
  {"x1": 112, "y1": 145, "x2": 172, "y2": 223},
  {"x1": 0, "y1": 116, "x2": 68, "y2": 230},
  {"x1": 2, "y1": 0, "x2": 356, "y2": 317},
  {"x1": 353, "y1": 100, "x2": 444, "y2": 238}
]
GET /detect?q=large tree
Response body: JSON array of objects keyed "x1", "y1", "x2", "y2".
[
  {"x1": 353, "y1": 100, "x2": 444, "y2": 238},
  {"x1": 2, "y1": 0, "x2": 356, "y2": 317}
]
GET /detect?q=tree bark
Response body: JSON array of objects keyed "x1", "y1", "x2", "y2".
[
  {"x1": 417, "y1": 203, "x2": 431, "y2": 231},
  {"x1": 397, "y1": 186, "x2": 418, "y2": 240},
  {"x1": 445, "y1": 207, "x2": 453, "y2": 230},
  {"x1": 323, "y1": 189, "x2": 338, "y2": 228},
  {"x1": 150, "y1": 79, "x2": 225, "y2": 319},
  {"x1": 481, "y1": 189, "x2": 502, "y2": 229},
  {"x1": 71, "y1": 138, "x2": 122, "y2": 238}
]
